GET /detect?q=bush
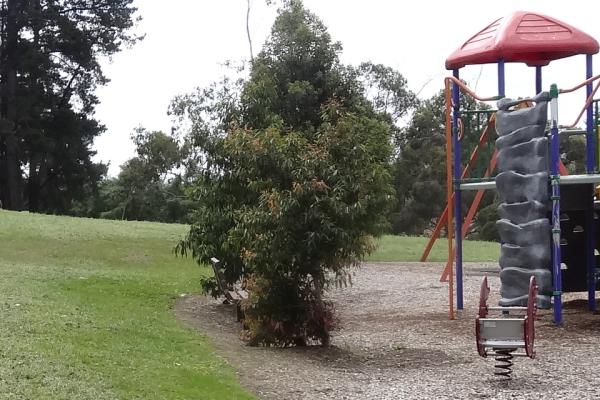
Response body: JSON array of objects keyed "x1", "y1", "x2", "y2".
[
  {"x1": 180, "y1": 106, "x2": 393, "y2": 345},
  {"x1": 176, "y1": 1, "x2": 407, "y2": 346}
]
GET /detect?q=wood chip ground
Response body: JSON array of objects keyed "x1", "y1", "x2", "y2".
[{"x1": 175, "y1": 262, "x2": 600, "y2": 399}]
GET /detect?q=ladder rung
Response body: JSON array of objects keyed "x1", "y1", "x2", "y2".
[{"x1": 488, "y1": 306, "x2": 527, "y2": 311}]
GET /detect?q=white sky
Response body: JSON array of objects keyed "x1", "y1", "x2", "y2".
[{"x1": 94, "y1": 0, "x2": 600, "y2": 176}]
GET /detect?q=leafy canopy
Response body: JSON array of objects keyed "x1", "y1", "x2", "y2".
[{"x1": 176, "y1": 0, "x2": 414, "y2": 346}]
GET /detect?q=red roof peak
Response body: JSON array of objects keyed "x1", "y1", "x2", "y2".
[{"x1": 446, "y1": 11, "x2": 599, "y2": 70}]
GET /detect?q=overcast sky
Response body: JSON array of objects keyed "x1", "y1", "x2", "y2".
[{"x1": 94, "y1": 0, "x2": 600, "y2": 176}]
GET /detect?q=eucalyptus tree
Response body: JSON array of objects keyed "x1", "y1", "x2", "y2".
[{"x1": 175, "y1": 1, "x2": 416, "y2": 346}]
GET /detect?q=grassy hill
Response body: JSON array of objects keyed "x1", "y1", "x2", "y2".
[
  {"x1": 0, "y1": 210, "x2": 254, "y2": 400},
  {"x1": 0, "y1": 211, "x2": 498, "y2": 399}
]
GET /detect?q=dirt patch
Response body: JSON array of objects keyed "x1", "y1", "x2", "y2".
[{"x1": 175, "y1": 262, "x2": 600, "y2": 400}]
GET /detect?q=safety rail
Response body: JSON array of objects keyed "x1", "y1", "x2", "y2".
[
  {"x1": 461, "y1": 173, "x2": 600, "y2": 190},
  {"x1": 559, "y1": 74, "x2": 600, "y2": 129},
  {"x1": 460, "y1": 110, "x2": 497, "y2": 182},
  {"x1": 444, "y1": 76, "x2": 502, "y2": 102}
]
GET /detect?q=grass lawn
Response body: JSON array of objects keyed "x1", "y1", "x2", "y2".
[
  {"x1": 0, "y1": 210, "x2": 255, "y2": 400},
  {"x1": 0, "y1": 210, "x2": 497, "y2": 399},
  {"x1": 367, "y1": 235, "x2": 499, "y2": 263}
]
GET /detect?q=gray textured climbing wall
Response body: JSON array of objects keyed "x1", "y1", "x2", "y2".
[{"x1": 495, "y1": 93, "x2": 552, "y2": 309}]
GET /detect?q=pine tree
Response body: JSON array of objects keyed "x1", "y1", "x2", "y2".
[{"x1": 0, "y1": 0, "x2": 140, "y2": 211}]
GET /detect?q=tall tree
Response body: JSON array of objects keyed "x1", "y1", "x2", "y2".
[
  {"x1": 175, "y1": 0, "x2": 415, "y2": 346},
  {"x1": 0, "y1": 0, "x2": 140, "y2": 211}
]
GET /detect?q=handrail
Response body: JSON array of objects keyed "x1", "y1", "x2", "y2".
[
  {"x1": 444, "y1": 76, "x2": 502, "y2": 102},
  {"x1": 461, "y1": 109, "x2": 497, "y2": 115},
  {"x1": 559, "y1": 73, "x2": 600, "y2": 94},
  {"x1": 564, "y1": 79, "x2": 600, "y2": 129},
  {"x1": 447, "y1": 74, "x2": 600, "y2": 128}
]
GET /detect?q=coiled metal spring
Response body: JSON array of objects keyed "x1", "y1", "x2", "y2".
[{"x1": 494, "y1": 348, "x2": 515, "y2": 378}]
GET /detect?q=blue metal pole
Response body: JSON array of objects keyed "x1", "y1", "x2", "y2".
[
  {"x1": 498, "y1": 60, "x2": 506, "y2": 98},
  {"x1": 535, "y1": 66, "x2": 542, "y2": 94},
  {"x1": 585, "y1": 55, "x2": 596, "y2": 311},
  {"x1": 586, "y1": 55, "x2": 595, "y2": 171},
  {"x1": 550, "y1": 84, "x2": 562, "y2": 325},
  {"x1": 452, "y1": 69, "x2": 463, "y2": 310}
]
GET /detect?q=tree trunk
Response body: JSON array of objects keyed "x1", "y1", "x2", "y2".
[
  {"x1": 0, "y1": 0, "x2": 22, "y2": 210},
  {"x1": 26, "y1": 0, "x2": 43, "y2": 213},
  {"x1": 121, "y1": 197, "x2": 130, "y2": 220},
  {"x1": 28, "y1": 152, "x2": 42, "y2": 212},
  {"x1": 246, "y1": 0, "x2": 254, "y2": 62},
  {"x1": 313, "y1": 277, "x2": 330, "y2": 347}
]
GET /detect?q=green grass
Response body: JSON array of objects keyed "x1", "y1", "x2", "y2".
[
  {"x1": 0, "y1": 211, "x2": 498, "y2": 399},
  {"x1": 367, "y1": 235, "x2": 499, "y2": 263},
  {"x1": 0, "y1": 210, "x2": 255, "y2": 400}
]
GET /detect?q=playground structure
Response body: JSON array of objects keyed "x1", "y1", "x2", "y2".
[{"x1": 427, "y1": 11, "x2": 600, "y2": 324}]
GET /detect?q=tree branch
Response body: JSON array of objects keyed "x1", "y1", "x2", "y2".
[{"x1": 246, "y1": 0, "x2": 253, "y2": 61}]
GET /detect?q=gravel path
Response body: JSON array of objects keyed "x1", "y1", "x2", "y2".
[{"x1": 175, "y1": 262, "x2": 600, "y2": 399}]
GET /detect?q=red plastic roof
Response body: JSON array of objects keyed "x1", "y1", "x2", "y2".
[{"x1": 446, "y1": 11, "x2": 599, "y2": 70}]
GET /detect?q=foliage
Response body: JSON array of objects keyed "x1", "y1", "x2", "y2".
[
  {"x1": 0, "y1": 0, "x2": 141, "y2": 212},
  {"x1": 391, "y1": 89, "x2": 495, "y2": 236},
  {"x1": 474, "y1": 200, "x2": 501, "y2": 242},
  {"x1": 390, "y1": 92, "x2": 445, "y2": 235},
  {"x1": 176, "y1": 1, "x2": 410, "y2": 346},
  {"x1": 86, "y1": 128, "x2": 195, "y2": 223},
  {"x1": 561, "y1": 134, "x2": 586, "y2": 174},
  {"x1": 355, "y1": 62, "x2": 416, "y2": 123}
]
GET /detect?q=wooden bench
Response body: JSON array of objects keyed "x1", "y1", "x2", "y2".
[{"x1": 210, "y1": 257, "x2": 248, "y2": 322}]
